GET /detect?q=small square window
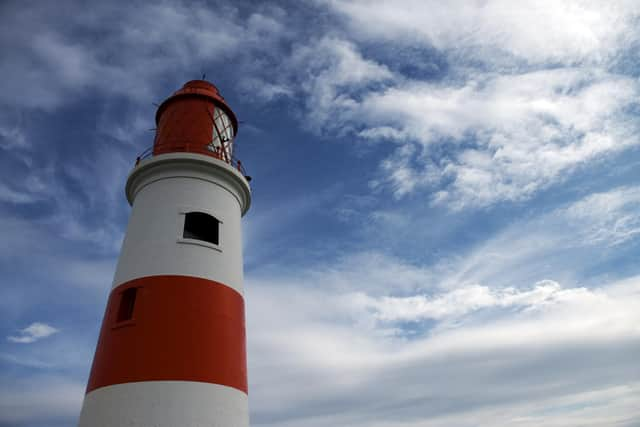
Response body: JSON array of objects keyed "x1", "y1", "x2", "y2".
[{"x1": 183, "y1": 212, "x2": 219, "y2": 245}]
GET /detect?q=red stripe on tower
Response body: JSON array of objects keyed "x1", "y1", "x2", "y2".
[{"x1": 87, "y1": 276, "x2": 247, "y2": 394}]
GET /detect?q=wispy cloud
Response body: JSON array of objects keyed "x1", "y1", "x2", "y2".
[
  {"x1": 243, "y1": 181, "x2": 640, "y2": 425},
  {"x1": 365, "y1": 70, "x2": 639, "y2": 207},
  {"x1": 0, "y1": 375, "x2": 84, "y2": 426},
  {"x1": 564, "y1": 186, "x2": 640, "y2": 247},
  {"x1": 0, "y1": 352, "x2": 55, "y2": 369},
  {"x1": 439, "y1": 184, "x2": 640, "y2": 290},
  {"x1": 350, "y1": 280, "x2": 564, "y2": 322},
  {"x1": 326, "y1": 0, "x2": 640, "y2": 65},
  {"x1": 7, "y1": 323, "x2": 60, "y2": 344},
  {"x1": 281, "y1": 43, "x2": 640, "y2": 207},
  {"x1": 286, "y1": 36, "x2": 394, "y2": 134},
  {"x1": 246, "y1": 268, "x2": 640, "y2": 427},
  {"x1": 0, "y1": 1, "x2": 290, "y2": 110},
  {"x1": 248, "y1": 1, "x2": 640, "y2": 208}
]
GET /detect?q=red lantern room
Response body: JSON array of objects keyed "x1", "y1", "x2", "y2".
[{"x1": 153, "y1": 80, "x2": 239, "y2": 164}]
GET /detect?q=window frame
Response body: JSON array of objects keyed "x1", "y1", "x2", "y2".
[
  {"x1": 112, "y1": 286, "x2": 140, "y2": 329},
  {"x1": 176, "y1": 207, "x2": 223, "y2": 252}
]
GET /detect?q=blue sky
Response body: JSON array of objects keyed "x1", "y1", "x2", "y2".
[{"x1": 1, "y1": 1, "x2": 640, "y2": 426}]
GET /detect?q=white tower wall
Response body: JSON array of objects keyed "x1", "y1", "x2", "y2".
[
  {"x1": 114, "y1": 153, "x2": 249, "y2": 292},
  {"x1": 78, "y1": 152, "x2": 251, "y2": 427}
]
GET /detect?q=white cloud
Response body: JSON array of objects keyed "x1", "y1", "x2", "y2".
[
  {"x1": 0, "y1": 182, "x2": 42, "y2": 204},
  {"x1": 326, "y1": 0, "x2": 640, "y2": 65},
  {"x1": 285, "y1": 36, "x2": 394, "y2": 133},
  {"x1": 350, "y1": 280, "x2": 565, "y2": 322},
  {"x1": 353, "y1": 68, "x2": 640, "y2": 207},
  {"x1": 297, "y1": 59, "x2": 640, "y2": 207},
  {"x1": 246, "y1": 265, "x2": 640, "y2": 427},
  {"x1": 239, "y1": 77, "x2": 294, "y2": 101},
  {"x1": 0, "y1": 2, "x2": 289, "y2": 110},
  {"x1": 563, "y1": 186, "x2": 640, "y2": 246},
  {"x1": 442, "y1": 184, "x2": 640, "y2": 290},
  {"x1": 0, "y1": 119, "x2": 28, "y2": 149},
  {"x1": 290, "y1": 37, "x2": 393, "y2": 87},
  {"x1": 7, "y1": 322, "x2": 60, "y2": 344},
  {"x1": 243, "y1": 184, "x2": 640, "y2": 425},
  {"x1": 258, "y1": 2, "x2": 640, "y2": 208}
]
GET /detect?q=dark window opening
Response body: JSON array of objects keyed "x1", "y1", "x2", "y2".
[
  {"x1": 183, "y1": 212, "x2": 219, "y2": 245},
  {"x1": 117, "y1": 287, "x2": 137, "y2": 322}
]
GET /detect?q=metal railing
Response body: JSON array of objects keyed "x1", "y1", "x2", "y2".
[{"x1": 135, "y1": 142, "x2": 249, "y2": 179}]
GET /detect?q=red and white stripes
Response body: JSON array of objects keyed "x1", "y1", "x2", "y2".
[{"x1": 78, "y1": 152, "x2": 251, "y2": 427}]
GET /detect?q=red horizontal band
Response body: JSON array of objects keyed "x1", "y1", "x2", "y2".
[{"x1": 86, "y1": 275, "x2": 247, "y2": 394}]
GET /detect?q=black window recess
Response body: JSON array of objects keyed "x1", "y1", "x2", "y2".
[
  {"x1": 183, "y1": 212, "x2": 220, "y2": 245},
  {"x1": 117, "y1": 287, "x2": 137, "y2": 322}
]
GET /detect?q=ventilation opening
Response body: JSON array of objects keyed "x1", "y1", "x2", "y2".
[
  {"x1": 183, "y1": 212, "x2": 219, "y2": 245},
  {"x1": 117, "y1": 287, "x2": 137, "y2": 322}
]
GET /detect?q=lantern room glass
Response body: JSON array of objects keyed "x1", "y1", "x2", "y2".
[{"x1": 210, "y1": 107, "x2": 235, "y2": 162}]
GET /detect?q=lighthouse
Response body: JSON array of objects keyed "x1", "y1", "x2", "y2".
[{"x1": 78, "y1": 80, "x2": 252, "y2": 426}]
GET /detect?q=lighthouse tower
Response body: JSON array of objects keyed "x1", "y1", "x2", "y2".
[{"x1": 78, "y1": 80, "x2": 251, "y2": 427}]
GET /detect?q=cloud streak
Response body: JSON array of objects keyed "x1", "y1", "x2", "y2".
[
  {"x1": 7, "y1": 322, "x2": 60, "y2": 344},
  {"x1": 244, "y1": 183, "x2": 640, "y2": 425},
  {"x1": 365, "y1": 69, "x2": 640, "y2": 207},
  {"x1": 326, "y1": 0, "x2": 640, "y2": 65},
  {"x1": 246, "y1": 270, "x2": 640, "y2": 427},
  {"x1": 243, "y1": 1, "x2": 640, "y2": 208}
]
